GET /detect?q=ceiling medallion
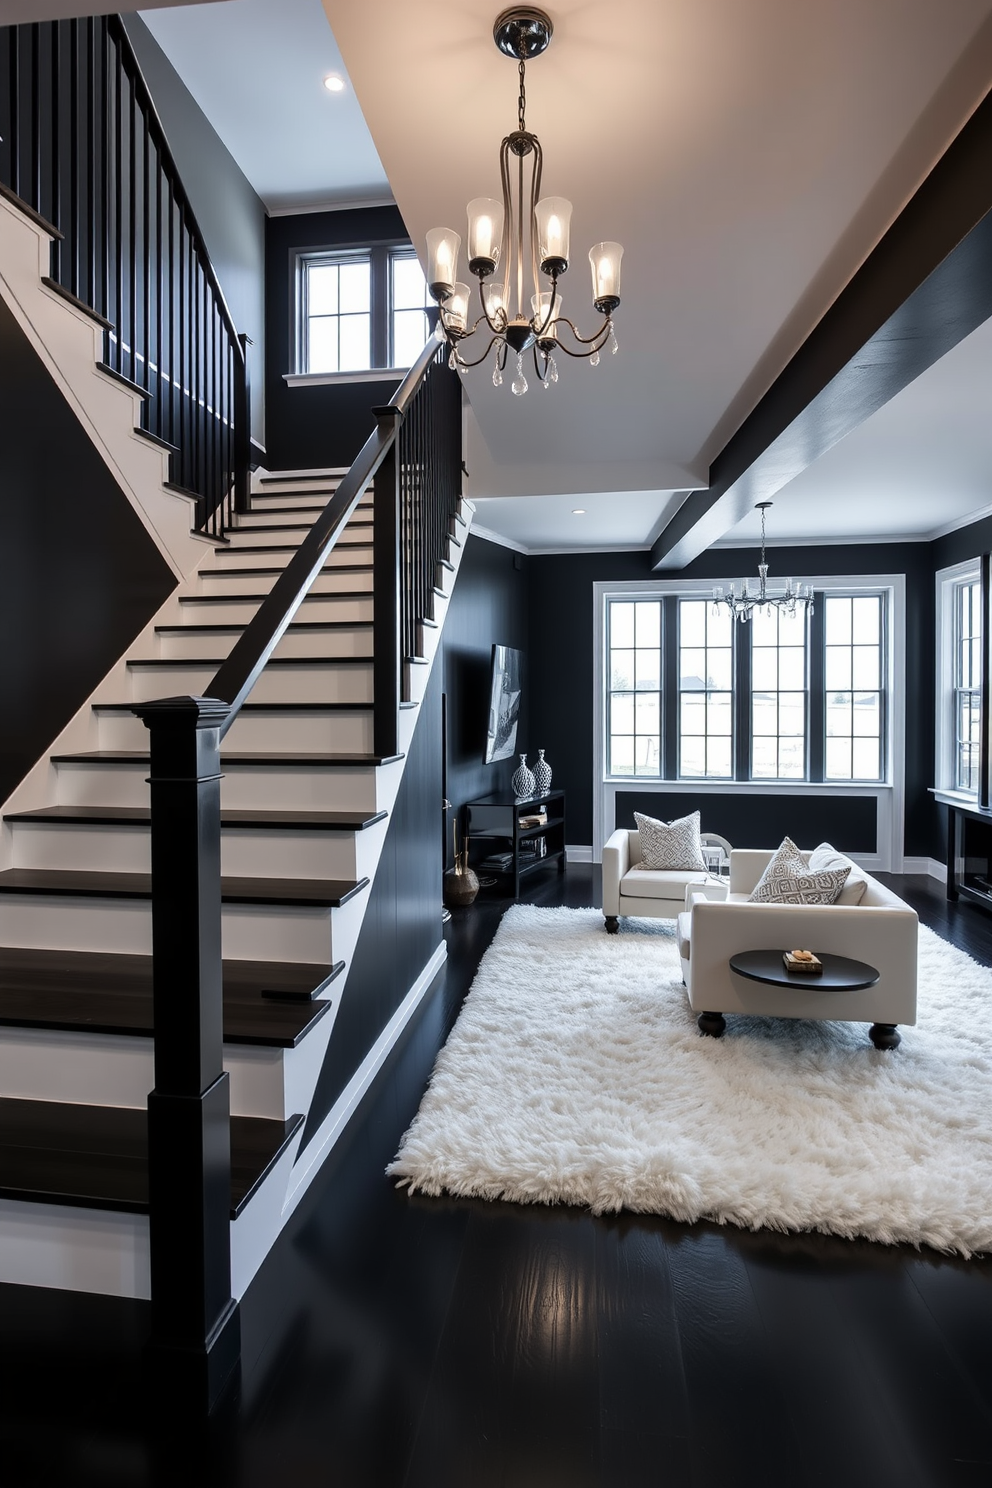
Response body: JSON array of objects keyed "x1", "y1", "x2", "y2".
[
  {"x1": 713, "y1": 503, "x2": 813, "y2": 623},
  {"x1": 425, "y1": 7, "x2": 623, "y2": 395}
]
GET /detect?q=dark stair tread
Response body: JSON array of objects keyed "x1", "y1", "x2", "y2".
[
  {"x1": 51, "y1": 750, "x2": 403, "y2": 766},
  {"x1": 5, "y1": 804, "x2": 387, "y2": 832},
  {"x1": 153, "y1": 620, "x2": 373, "y2": 636},
  {"x1": 178, "y1": 589, "x2": 372, "y2": 605},
  {"x1": 0, "y1": 948, "x2": 341, "y2": 1043},
  {"x1": 199, "y1": 564, "x2": 373, "y2": 577},
  {"x1": 0, "y1": 868, "x2": 369, "y2": 908},
  {"x1": 127, "y1": 655, "x2": 371, "y2": 668},
  {"x1": 212, "y1": 543, "x2": 372, "y2": 556},
  {"x1": 0, "y1": 1097, "x2": 301, "y2": 1217},
  {"x1": 241, "y1": 506, "x2": 370, "y2": 519},
  {"x1": 96, "y1": 701, "x2": 373, "y2": 715},
  {"x1": 231, "y1": 520, "x2": 372, "y2": 534}
]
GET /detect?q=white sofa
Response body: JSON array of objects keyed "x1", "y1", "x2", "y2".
[
  {"x1": 602, "y1": 828, "x2": 730, "y2": 931},
  {"x1": 678, "y1": 848, "x2": 918, "y2": 1049}
]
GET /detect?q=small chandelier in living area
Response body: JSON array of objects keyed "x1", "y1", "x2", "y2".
[
  {"x1": 713, "y1": 502, "x2": 813, "y2": 623},
  {"x1": 425, "y1": 6, "x2": 623, "y2": 395}
]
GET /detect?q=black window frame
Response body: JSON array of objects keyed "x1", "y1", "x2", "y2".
[{"x1": 295, "y1": 239, "x2": 429, "y2": 374}]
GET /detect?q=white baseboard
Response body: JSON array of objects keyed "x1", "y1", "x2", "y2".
[
  {"x1": 566, "y1": 844, "x2": 593, "y2": 863},
  {"x1": 902, "y1": 856, "x2": 946, "y2": 880},
  {"x1": 282, "y1": 939, "x2": 448, "y2": 1220}
]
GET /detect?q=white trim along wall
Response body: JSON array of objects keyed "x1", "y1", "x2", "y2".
[{"x1": 592, "y1": 575, "x2": 907, "y2": 873}]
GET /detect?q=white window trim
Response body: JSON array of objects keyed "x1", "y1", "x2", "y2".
[
  {"x1": 934, "y1": 556, "x2": 981, "y2": 800},
  {"x1": 284, "y1": 369, "x2": 406, "y2": 388},
  {"x1": 592, "y1": 574, "x2": 906, "y2": 872}
]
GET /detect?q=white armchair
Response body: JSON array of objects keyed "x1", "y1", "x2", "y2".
[
  {"x1": 602, "y1": 828, "x2": 731, "y2": 932},
  {"x1": 678, "y1": 848, "x2": 918, "y2": 1049}
]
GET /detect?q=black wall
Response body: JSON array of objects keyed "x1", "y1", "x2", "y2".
[
  {"x1": 302, "y1": 661, "x2": 443, "y2": 1147},
  {"x1": 0, "y1": 297, "x2": 176, "y2": 805},
  {"x1": 526, "y1": 540, "x2": 935, "y2": 857},
  {"x1": 264, "y1": 205, "x2": 407, "y2": 472},
  {"x1": 122, "y1": 15, "x2": 267, "y2": 442},
  {"x1": 442, "y1": 534, "x2": 529, "y2": 864}
]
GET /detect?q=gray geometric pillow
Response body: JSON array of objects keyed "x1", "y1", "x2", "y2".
[
  {"x1": 634, "y1": 810, "x2": 706, "y2": 871},
  {"x1": 748, "y1": 836, "x2": 850, "y2": 905}
]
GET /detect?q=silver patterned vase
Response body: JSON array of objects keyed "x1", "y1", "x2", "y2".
[
  {"x1": 533, "y1": 748, "x2": 552, "y2": 795},
  {"x1": 511, "y1": 753, "x2": 536, "y2": 799}
]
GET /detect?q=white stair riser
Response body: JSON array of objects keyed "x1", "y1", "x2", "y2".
[
  {"x1": 196, "y1": 567, "x2": 373, "y2": 595},
  {"x1": 92, "y1": 705, "x2": 373, "y2": 754},
  {"x1": 199, "y1": 544, "x2": 373, "y2": 573},
  {"x1": 0, "y1": 1016, "x2": 338, "y2": 1121},
  {"x1": 126, "y1": 660, "x2": 373, "y2": 705},
  {"x1": 155, "y1": 625, "x2": 372, "y2": 661},
  {"x1": 225, "y1": 523, "x2": 372, "y2": 547},
  {"x1": 10, "y1": 820, "x2": 383, "y2": 879},
  {"x1": 177, "y1": 595, "x2": 373, "y2": 626},
  {"x1": 57, "y1": 758, "x2": 382, "y2": 811},
  {"x1": 0, "y1": 896, "x2": 346, "y2": 963}
]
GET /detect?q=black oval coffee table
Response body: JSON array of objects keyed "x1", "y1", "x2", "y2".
[{"x1": 698, "y1": 950, "x2": 897, "y2": 1048}]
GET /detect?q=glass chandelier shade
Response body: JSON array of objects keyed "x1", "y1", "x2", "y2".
[
  {"x1": 426, "y1": 8, "x2": 623, "y2": 395},
  {"x1": 713, "y1": 503, "x2": 814, "y2": 623}
]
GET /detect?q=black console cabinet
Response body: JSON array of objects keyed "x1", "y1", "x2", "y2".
[
  {"x1": 466, "y1": 789, "x2": 566, "y2": 898},
  {"x1": 938, "y1": 792, "x2": 992, "y2": 913}
]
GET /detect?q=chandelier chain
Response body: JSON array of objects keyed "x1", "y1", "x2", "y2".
[{"x1": 518, "y1": 58, "x2": 527, "y2": 132}]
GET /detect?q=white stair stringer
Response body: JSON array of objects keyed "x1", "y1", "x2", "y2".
[
  {"x1": 0, "y1": 189, "x2": 209, "y2": 581},
  {"x1": 0, "y1": 466, "x2": 475, "y2": 1302}
]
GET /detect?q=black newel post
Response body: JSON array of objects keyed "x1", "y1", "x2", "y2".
[
  {"x1": 373, "y1": 404, "x2": 402, "y2": 760},
  {"x1": 134, "y1": 694, "x2": 240, "y2": 1412}
]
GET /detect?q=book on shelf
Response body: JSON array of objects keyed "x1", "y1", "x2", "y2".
[{"x1": 518, "y1": 812, "x2": 548, "y2": 828}]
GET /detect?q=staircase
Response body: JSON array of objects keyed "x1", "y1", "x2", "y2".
[{"x1": 0, "y1": 467, "x2": 471, "y2": 1301}]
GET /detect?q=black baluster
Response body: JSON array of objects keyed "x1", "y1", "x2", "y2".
[{"x1": 374, "y1": 405, "x2": 403, "y2": 758}]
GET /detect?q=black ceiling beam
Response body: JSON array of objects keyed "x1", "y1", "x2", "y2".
[{"x1": 651, "y1": 87, "x2": 992, "y2": 571}]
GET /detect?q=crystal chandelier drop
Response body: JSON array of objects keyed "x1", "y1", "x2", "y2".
[
  {"x1": 425, "y1": 7, "x2": 623, "y2": 396},
  {"x1": 713, "y1": 503, "x2": 813, "y2": 623}
]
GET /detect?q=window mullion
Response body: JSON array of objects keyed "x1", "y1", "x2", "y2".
[
  {"x1": 371, "y1": 247, "x2": 388, "y2": 368},
  {"x1": 735, "y1": 619, "x2": 750, "y2": 780},
  {"x1": 663, "y1": 595, "x2": 679, "y2": 779},
  {"x1": 808, "y1": 597, "x2": 825, "y2": 782}
]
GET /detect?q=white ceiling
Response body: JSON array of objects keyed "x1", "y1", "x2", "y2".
[
  {"x1": 132, "y1": 0, "x2": 992, "y2": 554},
  {"x1": 140, "y1": 0, "x2": 390, "y2": 212}
]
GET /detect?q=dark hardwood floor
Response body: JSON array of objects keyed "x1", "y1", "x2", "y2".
[{"x1": 0, "y1": 867, "x2": 990, "y2": 1486}]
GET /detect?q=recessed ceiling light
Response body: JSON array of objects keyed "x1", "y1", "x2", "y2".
[
  {"x1": 323, "y1": 74, "x2": 345, "y2": 93},
  {"x1": 572, "y1": 508, "x2": 586, "y2": 515}
]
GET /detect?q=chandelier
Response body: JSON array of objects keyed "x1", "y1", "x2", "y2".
[
  {"x1": 713, "y1": 503, "x2": 813, "y2": 623},
  {"x1": 425, "y1": 7, "x2": 623, "y2": 395}
]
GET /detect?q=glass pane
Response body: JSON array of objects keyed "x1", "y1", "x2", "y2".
[
  {"x1": 635, "y1": 693, "x2": 660, "y2": 734},
  {"x1": 750, "y1": 608, "x2": 778, "y2": 647},
  {"x1": 611, "y1": 603, "x2": 635, "y2": 648},
  {"x1": 752, "y1": 737, "x2": 778, "y2": 776},
  {"x1": 680, "y1": 648, "x2": 706, "y2": 689},
  {"x1": 825, "y1": 597, "x2": 851, "y2": 645},
  {"x1": 779, "y1": 693, "x2": 805, "y2": 736},
  {"x1": 338, "y1": 260, "x2": 370, "y2": 313},
  {"x1": 679, "y1": 600, "x2": 705, "y2": 647},
  {"x1": 392, "y1": 308, "x2": 429, "y2": 367},
  {"x1": 752, "y1": 692, "x2": 777, "y2": 735},
  {"x1": 307, "y1": 263, "x2": 338, "y2": 315},
  {"x1": 307, "y1": 316, "x2": 339, "y2": 373},
  {"x1": 707, "y1": 649, "x2": 732, "y2": 691},
  {"x1": 635, "y1": 650, "x2": 660, "y2": 691},
  {"x1": 751, "y1": 648, "x2": 778, "y2": 690},
  {"x1": 826, "y1": 737, "x2": 852, "y2": 778},
  {"x1": 778, "y1": 738, "x2": 805, "y2": 777},
  {"x1": 610, "y1": 736, "x2": 634, "y2": 775},
  {"x1": 852, "y1": 737, "x2": 880, "y2": 779},
  {"x1": 852, "y1": 595, "x2": 879, "y2": 642},
  {"x1": 611, "y1": 650, "x2": 634, "y2": 690},
  {"x1": 777, "y1": 608, "x2": 806, "y2": 647},
  {"x1": 707, "y1": 607, "x2": 733, "y2": 647},
  {"x1": 826, "y1": 693, "x2": 852, "y2": 736},
  {"x1": 392, "y1": 254, "x2": 427, "y2": 309},
  {"x1": 852, "y1": 692, "x2": 880, "y2": 736},
  {"x1": 635, "y1": 736, "x2": 661, "y2": 774},
  {"x1": 635, "y1": 602, "x2": 661, "y2": 648},
  {"x1": 709, "y1": 692, "x2": 733, "y2": 736},
  {"x1": 681, "y1": 737, "x2": 706, "y2": 777},
  {"x1": 825, "y1": 647, "x2": 852, "y2": 690},
  {"x1": 610, "y1": 693, "x2": 634, "y2": 734},
  {"x1": 707, "y1": 736, "x2": 733, "y2": 777},
  {"x1": 778, "y1": 647, "x2": 805, "y2": 691},
  {"x1": 338, "y1": 313, "x2": 371, "y2": 371},
  {"x1": 681, "y1": 694, "x2": 705, "y2": 736},
  {"x1": 970, "y1": 638, "x2": 981, "y2": 690},
  {"x1": 852, "y1": 647, "x2": 879, "y2": 690}
]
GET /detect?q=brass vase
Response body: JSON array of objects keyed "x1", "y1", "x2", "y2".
[{"x1": 444, "y1": 859, "x2": 480, "y2": 907}]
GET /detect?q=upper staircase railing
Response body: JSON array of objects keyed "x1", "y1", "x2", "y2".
[
  {"x1": 134, "y1": 335, "x2": 463, "y2": 1408},
  {"x1": 0, "y1": 15, "x2": 249, "y2": 535}
]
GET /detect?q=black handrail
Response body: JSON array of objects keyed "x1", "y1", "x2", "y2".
[{"x1": 0, "y1": 15, "x2": 249, "y2": 534}]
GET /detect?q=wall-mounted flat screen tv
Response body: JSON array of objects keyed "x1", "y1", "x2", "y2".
[{"x1": 484, "y1": 644, "x2": 522, "y2": 764}]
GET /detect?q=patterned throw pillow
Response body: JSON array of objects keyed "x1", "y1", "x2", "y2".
[
  {"x1": 748, "y1": 836, "x2": 850, "y2": 905},
  {"x1": 808, "y1": 842, "x2": 868, "y2": 905},
  {"x1": 633, "y1": 810, "x2": 706, "y2": 871}
]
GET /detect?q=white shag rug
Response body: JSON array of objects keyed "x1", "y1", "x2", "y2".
[{"x1": 389, "y1": 906, "x2": 992, "y2": 1256}]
